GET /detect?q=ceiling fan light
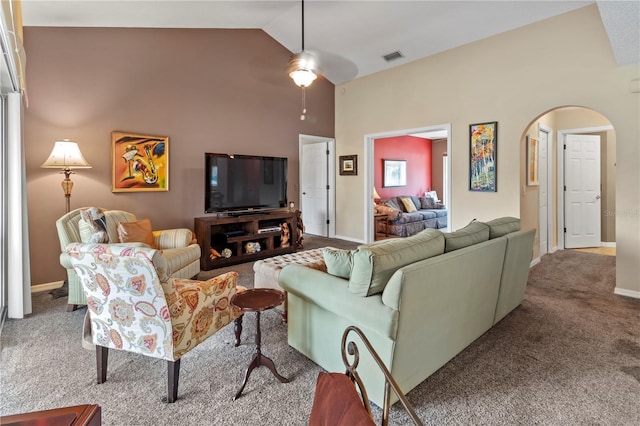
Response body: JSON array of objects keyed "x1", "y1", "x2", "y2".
[
  {"x1": 288, "y1": 52, "x2": 318, "y2": 87},
  {"x1": 290, "y1": 69, "x2": 317, "y2": 87}
]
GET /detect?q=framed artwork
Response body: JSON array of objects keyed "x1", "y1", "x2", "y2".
[
  {"x1": 527, "y1": 135, "x2": 539, "y2": 186},
  {"x1": 383, "y1": 159, "x2": 407, "y2": 187},
  {"x1": 339, "y1": 155, "x2": 357, "y2": 176},
  {"x1": 469, "y1": 121, "x2": 497, "y2": 192},
  {"x1": 112, "y1": 131, "x2": 169, "y2": 192}
]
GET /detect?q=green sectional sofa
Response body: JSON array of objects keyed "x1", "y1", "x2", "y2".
[{"x1": 279, "y1": 217, "x2": 535, "y2": 408}]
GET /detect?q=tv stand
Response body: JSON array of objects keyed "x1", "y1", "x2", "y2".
[{"x1": 195, "y1": 211, "x2": 297, "y2": 270}]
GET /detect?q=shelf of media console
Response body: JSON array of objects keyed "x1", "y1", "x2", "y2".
[{"x1": 226, "y1": 230, "x2": 282, "y2": 243}]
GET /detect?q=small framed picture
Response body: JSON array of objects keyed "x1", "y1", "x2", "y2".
[
  {"x1": 383, "y1": 159, "x2": 407, "y2": 187},
  {"x1": 527, "y1": 135, "x2": 539, "y2": 186},
  {"x1": 339, "y1": 155, "x2": 357, "y2": 176}
]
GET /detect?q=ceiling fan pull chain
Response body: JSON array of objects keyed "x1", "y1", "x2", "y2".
[{"x1": 300, "y1": 86, "x2": 307, "y2": 121}]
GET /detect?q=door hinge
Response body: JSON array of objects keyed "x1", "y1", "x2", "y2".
[
  {"x1": 564, "y1": 185, "x2": 566, "y2": 191},
  {"x1": 563, "y1": 144, "x2": 566, "y2": 149},
  {"x1": 326, "y1": 185, "x2": 330, "y2": 190},
  {"x1": 564, "y1": 227, "x2": 567, "y2": 233},
  {"x1": 326, "y1": 150, "x2": 330, "y2": 155},
  {"x1": 326, "y1": 219, "x2": 330, "y2": 225}
]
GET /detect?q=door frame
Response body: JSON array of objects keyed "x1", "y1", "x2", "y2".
[
  {"x1": 556, "y1": 125, "x2": 612, "y2": 250},
  {"x1": 298, "y1": 134, "x2": 336, "y2": 238},
  {"x1": 538, "y1": 123, "x2": 554, "y2": 254},
  {"x1": 364, "y1": 124, "x2": 452, "y2": 243}
]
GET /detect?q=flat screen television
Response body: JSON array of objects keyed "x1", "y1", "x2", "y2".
[{"x1": 205, "y1": 153, "x2": 288, "y2": 214}]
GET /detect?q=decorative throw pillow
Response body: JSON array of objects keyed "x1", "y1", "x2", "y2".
[
  {"x1": 322, "y1": 248, "x2": 354, "y2": 279},
  {"x1": 419, "y1": 196, "x2": 438, "y2": 209},
  {"x1": 79, "y1": 207, "x2": 109, "y2": 243},
  {"x1": 399, "y1": 197, "x2": 417, "y2": 213},
  {"x1": 117, "y1": 219, "x2": 157, "y2": 249}
]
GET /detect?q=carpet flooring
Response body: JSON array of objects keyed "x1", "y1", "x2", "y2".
[{"x1": 1, "y1": 240, "x2": 639, "y2": 425}]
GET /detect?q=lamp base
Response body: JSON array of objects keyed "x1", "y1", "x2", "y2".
[{"x1": 49, "y1": 279, "x2": 69, "y2": 299}]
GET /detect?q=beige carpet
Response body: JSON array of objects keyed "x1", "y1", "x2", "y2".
[{"x1": 2, "y1": 245, "x2": 638, "y2": 425}]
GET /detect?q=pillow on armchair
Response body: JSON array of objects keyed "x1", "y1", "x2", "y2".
[
  {"x1": 79, "y1": 207, "x2": 109, "y2": 243},
  {"x1": 117, "y1": 219, "x2": 158, "y2": 249}
]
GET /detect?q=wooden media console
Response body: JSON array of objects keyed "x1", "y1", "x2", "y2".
[{"x1": 195, "y1": 211, "x2": 297, "y2": 271}]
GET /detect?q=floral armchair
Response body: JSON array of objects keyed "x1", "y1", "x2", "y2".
[
  {"x1": 66, "y1": 243, "x2": 244, "y2": 403},
  {"x1": 57, "y1": 207, "x2": 201, "y2": 311}
]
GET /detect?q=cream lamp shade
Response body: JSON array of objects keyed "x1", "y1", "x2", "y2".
[
  {"x1": 373, "y1": 187, "x2": 381, "y2": 200},
  {"x1": 41, "y1": 139, "x2": 91, "y2": 213},
  {"x1": 41, "y1": 140, "x2": 91, "y2": 169}
]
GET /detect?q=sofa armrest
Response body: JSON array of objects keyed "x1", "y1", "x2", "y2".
[
  {"x1": 153, "y1": 228, "x2": 195, "y2": 249},
  {"x1": 279, "y1": 265, "x2": 399, "y2": 340}
]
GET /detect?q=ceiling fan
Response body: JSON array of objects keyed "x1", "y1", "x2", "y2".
[{"x1": 286, "y1": 0, "x2": 320, "y2": 120}]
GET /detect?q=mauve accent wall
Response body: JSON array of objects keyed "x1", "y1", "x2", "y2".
[
  {"x1": 374, "y1": 136, "x2": 432, "y2": 200},
  {"x1": 24, "y1": 27, "x2": 334, "y2": 286}
]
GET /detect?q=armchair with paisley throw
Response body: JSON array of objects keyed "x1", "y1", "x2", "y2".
[
  {"x1": 66, "y1": 243, "x2": 244, "y2": 403},
  {"x1": 57, "y1": 207, "x2": 201, "y2": 312}
]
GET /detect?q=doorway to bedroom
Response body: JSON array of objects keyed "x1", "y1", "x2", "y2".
[{"x1": 364, "y1": 124, "x2": 452, "y2": 243}]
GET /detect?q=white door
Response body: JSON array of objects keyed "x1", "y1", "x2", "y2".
[
  {"x1": 564, "y1": 134, "x2": 601, "y2": 248},
  {"x1": 538, "y1": 128, "x2": 549, "y2": 255},
  {"x1": 300, "y1": 141, "x2": 329, "y2": 236}
]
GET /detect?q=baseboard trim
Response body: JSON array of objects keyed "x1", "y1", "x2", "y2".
[
  {"x1": 601, "y1": 242, "x2": 616, "y2": 248},
  {"x1": 530, "y1": 257, "x2": 541, "y2": 268},
  {"x1": 614, "y1": 287, "x2": 640, "y2": 299},
  {"x1": 333, "y1": 234, "x2": 366, "y2": 244},
  {"x1": 32, "y1": 281, "x2": 64, "y2": 293},
  {"x1": 549, "y1": 246, "x2": 558, "y2": 253}
]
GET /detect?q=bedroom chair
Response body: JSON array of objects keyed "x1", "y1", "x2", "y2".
[
  {"x1": 57, "y1": 207, "x2": 201, "y2": 311},
  {"x1": 66, "y1": 243, "x2": 244, "y2": 403},
  {"x1": 309, "y1": 326, "x2": 423, "y2": 426}
]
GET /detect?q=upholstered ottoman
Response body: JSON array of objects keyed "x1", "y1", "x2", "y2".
[{"x1": 253, "y1": 248, "x2": 329, "y2": 322}]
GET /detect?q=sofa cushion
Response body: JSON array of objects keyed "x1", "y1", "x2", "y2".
[
  {"x1": 484, "y1": 216, "x2": 520, "y2": 239},
  {"x1": 322, "y1": 248, "x2": 354, "y2": 279},
  {"x1": 117, "y1": 219, "x2": 157, "y2": 249},
  {"x1": 399, "y1": 197, "x2": 417, "y2": 213},
  {"x1": 410, "y1": 196, "x2": 422, "y2": 211},
  {"x1": 443, "y1": 221, "x2": 490, "y2": 252},
  {"x1": 419, "y1": 211, "x2": 437, "y2": 220},
  {"x1": 349, "y1": 229, "x2": 444, "y2": 297}
]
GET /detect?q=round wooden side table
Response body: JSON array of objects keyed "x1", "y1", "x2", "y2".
[{"x1": 231, "y1": 288, "x2": 290, "y2": 400}]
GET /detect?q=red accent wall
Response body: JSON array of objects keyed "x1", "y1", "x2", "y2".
[{"x1": 374, "y1": 136, "x2": 432, "y2": 199}]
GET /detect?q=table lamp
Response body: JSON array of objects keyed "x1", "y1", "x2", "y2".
[
  {"x1": 41, "y1": 139, "x2": 92, "y2": 213},
  {"x1": 373, "y1": 187, "x2": 381, "y2": 203}
]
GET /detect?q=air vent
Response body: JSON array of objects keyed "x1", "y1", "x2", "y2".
[{"x1": 382, "y1": 51, "x2": 404, "y2": 62}]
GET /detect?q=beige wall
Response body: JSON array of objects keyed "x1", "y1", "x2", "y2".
[
  {"x1": 334, "y1": 5, "x2": 639, "y2": 294},
  {"x1": 24, "y1": 27, "x2": 335, "y2": 286}
]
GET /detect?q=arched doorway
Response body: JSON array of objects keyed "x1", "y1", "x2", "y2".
[{"x1": 520, "y1": 106, "x2": 616, "y2": 262}]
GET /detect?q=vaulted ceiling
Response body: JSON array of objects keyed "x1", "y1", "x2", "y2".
[{"x1": 21, "y1": 0, "x2": 640, "y2": 85}]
